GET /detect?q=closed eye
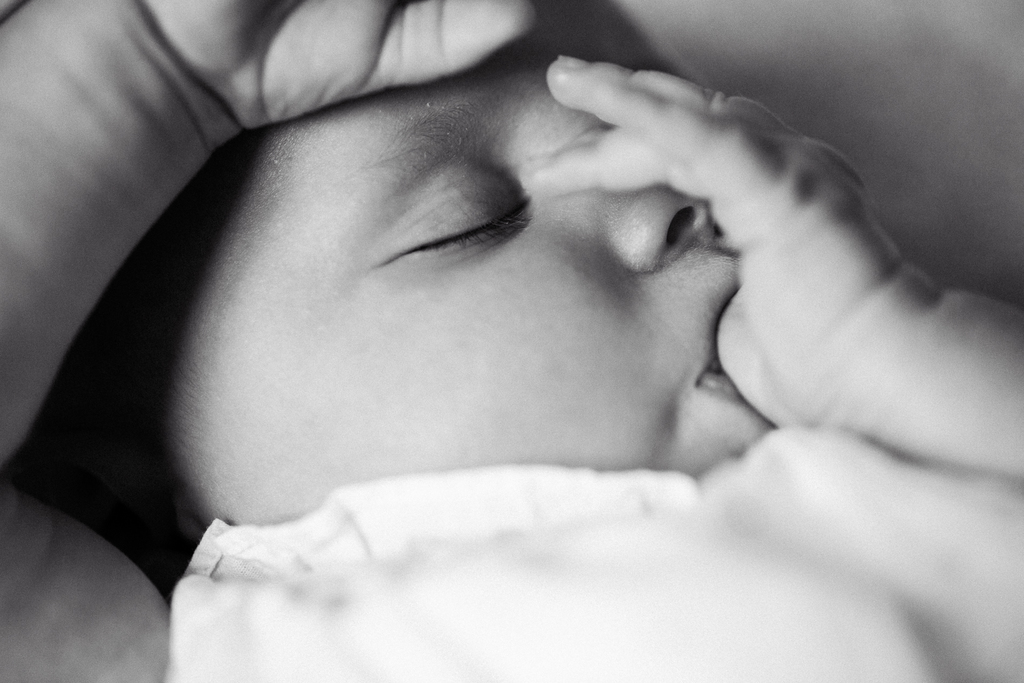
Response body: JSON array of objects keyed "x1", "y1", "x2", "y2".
[{"x1": 411, "y1": 200, "x2": 531, "y2": 254}]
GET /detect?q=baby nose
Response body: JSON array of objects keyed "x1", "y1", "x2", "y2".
[{"x1": 605, "y1": 189, "x2": 717, "y2": 273}]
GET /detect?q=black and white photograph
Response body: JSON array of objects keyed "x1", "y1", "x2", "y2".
[{"x1": 1, "y1": 0, "x2": 1022, "y2": 679}]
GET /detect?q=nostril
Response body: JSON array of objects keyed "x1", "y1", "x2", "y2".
[{"x1": 666, "y1": 206, "x2": 696, "y2": 247}]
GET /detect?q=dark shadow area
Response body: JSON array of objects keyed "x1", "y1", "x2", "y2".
[{"x1": 10, "y1": 131, "x2": 265, "y2": 596}]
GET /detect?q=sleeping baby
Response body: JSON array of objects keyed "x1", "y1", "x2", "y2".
[
  {"x1": 2, "y1": 0, "x2": 1023, "y2": 679},
  {"x1": 160, "y1": 54, "x2": 1024, "y2": 682},
  {"x1": 28, "y1": 4, "x2": 772, "y2": 537}
]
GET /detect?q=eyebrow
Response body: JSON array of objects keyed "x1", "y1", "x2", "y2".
[{"x1": 376, "y1": 101, "x2": 480, "y2": 193}]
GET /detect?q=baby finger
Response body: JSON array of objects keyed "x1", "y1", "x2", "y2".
[
  {"x1": 544, "y1": 60, "x2": 787, "y2": 225},
  {"x1": 524, "y1": 127, "x2": 669, "y2": 197},
  {"x1": 546, "y1": 57, "x2": 710, "y2": 130}
]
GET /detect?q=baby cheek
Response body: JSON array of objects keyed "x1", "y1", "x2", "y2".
[{"x1": 353, "y1": 278, "x2": 665, "y2": 466}]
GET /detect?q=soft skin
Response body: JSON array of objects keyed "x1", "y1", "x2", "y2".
[
  {"x1": 163, "y1": 47, "x2": 770, "y2": 529},
  {"x1": 0, "y1": 0, "x2": 532, "y2": 678},
  {"x1": 23, "y1": 1, "x2": 769, "y2": 534},
  {"x1": 527, "y1": 58, "x2": 1024, "y2": 479}
]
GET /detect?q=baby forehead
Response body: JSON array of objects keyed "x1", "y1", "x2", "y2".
[{"x1": 258, "y1": 67, "x2": 558, "y2": 180}]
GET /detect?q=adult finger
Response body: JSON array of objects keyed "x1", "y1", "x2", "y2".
[
  {"x1": 244, "y1": 0, "x2": 534, "y2": 121},
  {"x1": 367, "y1": 0, "x2": 535, "y2": 92}
]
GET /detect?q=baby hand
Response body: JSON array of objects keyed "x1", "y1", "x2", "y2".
[
  {"x1": 144, "y1": 0, "x2": 533, "y2": 133},
  {"x1": 526, "y1": 57, "x2": 927, "y2": 434}
]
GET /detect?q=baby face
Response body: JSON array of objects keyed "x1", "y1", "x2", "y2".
[{"x1": 170, "y1": 50, "x2": 771, "y2": 527}]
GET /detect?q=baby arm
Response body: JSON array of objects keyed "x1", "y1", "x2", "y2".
[
  {"x1": 0, "y1": 0, "x2": 530, "y2": 678},
  {"x1": 527, "y1": 57, "x2": 1024, "y2": 479}
]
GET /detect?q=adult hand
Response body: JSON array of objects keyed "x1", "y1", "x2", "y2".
[{"x1": 145, "y1": 0, "x2": 534, "y2": 129}]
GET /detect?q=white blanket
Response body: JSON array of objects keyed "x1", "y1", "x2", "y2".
[
  {"x1": 167, "y1": 430, "x2": 1024, "y2": 683},
  {"x1": 181, "y1": 465, "x2": 699, "y2": 582}
]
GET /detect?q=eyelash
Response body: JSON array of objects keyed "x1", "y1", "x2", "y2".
[{"x1": 414, "y1": 200, "x2": 531, "y2": 253}]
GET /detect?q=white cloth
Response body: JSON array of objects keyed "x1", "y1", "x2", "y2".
[
  {"x1": 166, "y1": 453, "x2": 947, "y2": 683},
  {"x1": 183, "y1": 465, "x2": 699, "y2": 582},
  {"x1": 168, "y1": 466, "x2": 702, "y2": 682}
]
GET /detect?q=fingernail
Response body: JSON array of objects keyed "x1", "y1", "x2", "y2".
[{"x1": 555, "y1": 55, "x2": 589, "y2": 70}]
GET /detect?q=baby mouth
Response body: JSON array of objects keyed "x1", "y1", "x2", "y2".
[
  {"x1": 696, "y1": 355, "x2": 746, "y2": 404},
  {"x1": 697, "y1": 286, "x2": 753, "y2": 408},
  {"x1": 694, "y1": 341, "x2": 776, "y2": 440}
]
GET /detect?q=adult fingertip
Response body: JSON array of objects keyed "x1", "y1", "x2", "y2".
[
  {"x1": 443, "y1": 0, "x2": 536, "y2": 67},
  {"x1": 495, "y1": 0, "x2": 536, "y2": 41},
  {"x1": 460, "y1": 0, "x2": 536, "y2": 35}
]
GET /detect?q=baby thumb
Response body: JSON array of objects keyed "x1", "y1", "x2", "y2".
[{"x1": 717, "y1": 288, "x2": 798, "y2": 427}]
